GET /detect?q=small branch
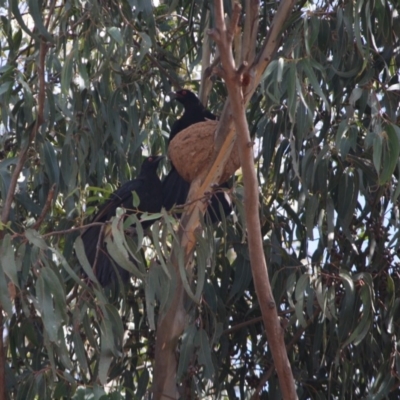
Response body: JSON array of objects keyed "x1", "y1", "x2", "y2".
[
  {"x1": 45, "y1": 0, "x2": 57, "y2": 29},
  {"x1": 242, "y1": 0, "x2": 260, "y2": 65},
  {"x1": 92, "y1": 224, "x2": 105, "y2": 275},
  {"x1": 32, "y1": 184, "x2": 57, "y2": 230},
  {"x1": 41, "y1": 222, "x2": 105, "y2": 238},
  {"x1": 222, "y1": 307, "x2": 295, "y2": 335},
  {"x1": 253, "y1": 0, "x2": 297, "y2": 85}
]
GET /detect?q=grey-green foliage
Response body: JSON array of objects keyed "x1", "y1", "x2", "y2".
[{"x1": 1, "y1": 0, "x2": 400, "y2": 398}]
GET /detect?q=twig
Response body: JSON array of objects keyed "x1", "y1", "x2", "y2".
[
  {"x1": 39, "y1": 222, "x2": 104, "y2": 238},
  {"x1": 222, "y1": 307, "x2": 295, "y2": 335},
  {"x1": 32, "y1": 184, "x2": 57, "y2": 230},
  {"x1": 92, "y1": 224, "x2": 106, "y2": 275},
  {"x1": 209, "y1": 1, "x2": 298, "y2": 398}
]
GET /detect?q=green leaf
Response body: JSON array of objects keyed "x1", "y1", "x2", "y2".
[
  {"x1": 74, "y1": 236, "x2": 100, "y2": 285},
  {"x1": 36, "y1": 272, "x2": 61, "y2": 343},
  {"x1": 28, "y1": 0, "x2": 53, "y2": 42},
  {"x1": 131, "y1": 190, "x2": 140, "y2": 208},
  {"x1": 124, "y1": 212, "x2": 144, "y2": 248},
  {"x1": 295, "y1": 274, "x2": 309, "y2": 327},
  {"x1": 10, "y1": 0, "x2": 36, "y2": 39},
  {"x1": 195, "y1": 329, "x2": 215, "y2": 380},
  {"x1": 177, "y1": 324, "x2": 197, "y2": 379},
  {"x1": 228, "y1": 254, "x2": 252, "y2": 301},
  {"x1": 107, "y1": 215, "x2": 145, "y2": 279},
  {"x1": 379, "y1": 124, "x2": 400, "y2": 184},
  {"x1": 287, "y1": 62, "x2": 297, "y2": 123},
  {"x1": 151, "y1": 221, "x2": 171, "y2": 279},
  {"x1": 137, "y1": 32, "x2": 152, "y2": 65},
  {"x1": 61, "y1": 44, "x2": 76, "y2": 95},
  {"x1": 342, "y1": 285, "x2": 372, "y2": 347},
  {"x1": 373, "y1": 132, "x2": 383, "y2": 175},
  {"x1": 0, "y1": 265, "x2": 13, "y2": 316},
  {"x1": 41, "y1": 266, "x2": 67, "y2": 321},
  {"x1": 300, "y1": 59, "x2": 330, "y2": 113},
  {"x1": 72, "y1": 331, "x2": 89, "y2": 374},
  {"x1": 0, "y1": 81, "x2": 12, "y2": 96},
  {"x1": 305, "y1": 194, "x2": 319, "y2": 239},
  {"x1": 1, "y1": 234, "x2": 19, "y2": 287},
  {"x1": 107, "y1": 27, "x2": 124, "y2": 46},
  {"x1": 41, "y1": 140, "x2": 60, "y2": 188},
  {"x1": 104, "y1": 304, "x2": 124, "y2": 349},
  {"x1": 25, "y1": 229, "x2": 48, "y2": 250},
  {"x1": 136, "y1": 368, "x2": 150, "y2": 399}
]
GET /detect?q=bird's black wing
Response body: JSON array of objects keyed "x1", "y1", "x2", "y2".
[
  {"x1": 162, "y1": 167, "x2": 190, "y2": 213},
  {"x1": 81, "y1": 159, "x2": 163, "y2": 287},
  {"x1": 90, "y1": 177, "x2": 146, "y2": 224}
]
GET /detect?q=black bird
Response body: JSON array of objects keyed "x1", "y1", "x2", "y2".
[
  {"x1": 162, "y1": 89, "x2": 232, "y2": 221},
  {"x1": 81, "y1": 156, "x2": 163, "y2": 287}
]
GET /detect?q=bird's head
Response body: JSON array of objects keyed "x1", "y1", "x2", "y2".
[
  {"x1": 140, "y1": 155, "x2": 164, "y2": 174},
  {"x1": 168, "y1": 89, "x2": 201, "y2": 107}
]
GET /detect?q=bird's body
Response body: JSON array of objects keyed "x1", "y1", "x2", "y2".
[
  {"x1": 163, "y1": 89, "x2": 232, "y2": 220},
  {"x1": 82, "y1": 156, "x2": 163, "y2": 286}
]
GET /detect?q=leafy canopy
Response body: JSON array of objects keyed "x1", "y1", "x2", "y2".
[{"x1": 1, "y1": 0, "x2": 400, "y2": 398}]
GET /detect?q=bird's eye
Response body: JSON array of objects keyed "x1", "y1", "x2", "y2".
[
  {"x1": 148, "y1": 157, "x2": 153, "y2": 162},
  {"x1": 181, "y1": 90, "x2": 187, "y2": 95}
]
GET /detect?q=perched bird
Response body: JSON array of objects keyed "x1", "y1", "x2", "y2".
[
  {"x1": 81, "y1": 156, "x2": 163, "y2": 286},
  {"x1": 162, "y1": 89, "x2": 232, "y2": 221}
]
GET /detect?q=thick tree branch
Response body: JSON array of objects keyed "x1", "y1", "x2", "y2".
[
  {"x1": 152, "y1": 1, "x2": 297, "y2": 398},
  {"x1": 209, "y1": 0, "x2": 298, "y2": 398}
]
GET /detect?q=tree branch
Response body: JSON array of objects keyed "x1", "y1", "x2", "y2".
[
  {"x1": 152, "y1": 1, "x2": 297, "y2": 398},
  {"x1": 209, "y1": 0, "x2": 297, "y2": 398}
]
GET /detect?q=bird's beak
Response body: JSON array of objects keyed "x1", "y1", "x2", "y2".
[
  {"x1": 154, "y1": 155, "x2": 164, "y2": 164},
  {"x1": 167, "y1": 91, "x2": 180, "y2": 101},
  {"x1": 167, "y1": 91, "x2": 176, "y2": 101}
]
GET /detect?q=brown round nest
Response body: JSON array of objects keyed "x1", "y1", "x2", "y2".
[{"x1": 168, "y1": 120, "x2": 240, "y2": 183}]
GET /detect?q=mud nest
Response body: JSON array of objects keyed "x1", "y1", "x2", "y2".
[{"x1": 168, "y1": 120, "x2": 240, "y2": 183}]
